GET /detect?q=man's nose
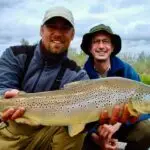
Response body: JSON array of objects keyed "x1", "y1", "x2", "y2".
[
  {"x1": 52, "y1": 29, "x2": 63, "y2": 41},
  {"x1": 53, "y1": 27, "x2": 63, "y2": 37},
  {"x1": 98, "y1": 41, "x2": 105, "y2": 48}
]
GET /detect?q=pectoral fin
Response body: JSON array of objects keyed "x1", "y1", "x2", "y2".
[
  {"x1": 68, "y1": 124, "x2": 85, "y2": 137},
  {"x1": 128, "y1": 100, "x2": 139, "y2": 117}
]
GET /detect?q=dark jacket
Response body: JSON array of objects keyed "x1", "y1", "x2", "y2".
[
  {"x1": 84, "y1": 56, "x2": 140, "y2": 80},
  {"x1": 0, "y1": 43, "x2": 89, "y2": 95}
]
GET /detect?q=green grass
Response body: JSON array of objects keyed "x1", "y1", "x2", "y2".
[{"x1": 140, "y1": 74, "x2": 150, "y2": 85}]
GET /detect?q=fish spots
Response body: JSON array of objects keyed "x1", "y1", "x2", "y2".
[
  {"x1": 67, "y1": 109, "x2": 70, "y2": 113},
  {"x1": 78, "y1": 104, "x2": 87, "y2": 109}
]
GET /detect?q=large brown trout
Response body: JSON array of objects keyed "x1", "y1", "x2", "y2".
[{"x1": 0, "y1": 77, "x2": 149, "y2": 136}]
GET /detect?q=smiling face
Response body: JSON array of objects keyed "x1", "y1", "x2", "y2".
[
  {"x1": 40, "y1": 17, "x2": 74, "y2": 54},
  {"x1": 90, "y1": 32, "x2": 114, "y2": 61}
]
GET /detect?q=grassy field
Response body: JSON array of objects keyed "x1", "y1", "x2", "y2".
[{"x1": 140, "y1": 74, "x2": 150, "y2": 85}]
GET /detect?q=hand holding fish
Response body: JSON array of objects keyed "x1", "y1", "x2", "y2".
[
  {"x1": 100, "y1": 104, "x2": 139, "y2": 125},
  {"x1": 1, "y1": 89, "x2": 25, "y2": 121},
  {"x1": 91, "y1": 104, "x2": 139, "y2": 149},
  {"x1": 92, "y1": 123, "x2": 119, "y2": 150}
]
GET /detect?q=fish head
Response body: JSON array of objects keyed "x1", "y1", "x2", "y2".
[{"x1": 128, "y1": 83, "x2": 150, "y2": 116}]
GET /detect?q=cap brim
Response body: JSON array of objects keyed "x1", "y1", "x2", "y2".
[{"x1": 43, "y1": 13, "x2": 74, "y2": 27}]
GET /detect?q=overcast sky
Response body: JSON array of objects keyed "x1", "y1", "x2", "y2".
[{"x1": 0, "y1": 0, "x2": 150, "y2": 55}]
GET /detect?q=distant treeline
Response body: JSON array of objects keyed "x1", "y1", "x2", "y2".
[{"x1": 119, "y1": 52, "x2": 150, "y2": 85}]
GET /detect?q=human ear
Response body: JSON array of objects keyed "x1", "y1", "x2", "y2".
[{"x1": 71, "y1": 28, "x2": 75, "y2": 40}]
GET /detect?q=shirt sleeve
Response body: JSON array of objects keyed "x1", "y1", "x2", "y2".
[
  {"x1": 71, "y1": 69, "x2": 89, "y2": 82},
  {"x1": 0, "y1": 48, "x2": 24, "y2": 95}
]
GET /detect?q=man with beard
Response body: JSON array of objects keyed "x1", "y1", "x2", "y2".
[{"x1": 0, "y1": 6, "x2": 89, "y2": 150}]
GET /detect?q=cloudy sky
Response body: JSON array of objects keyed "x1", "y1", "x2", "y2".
[{"x1": 0, "y1": 0, "x2": 150, "y2": 55}]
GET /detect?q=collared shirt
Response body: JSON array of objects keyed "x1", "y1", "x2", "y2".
[
  {"x1": 84, "y1": 56, "x2": 140, "y2": 80},
  {"x1": 94, "y1": 65, "x2": 111, "y2": 78}
]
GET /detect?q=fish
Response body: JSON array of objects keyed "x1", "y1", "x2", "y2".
[{"x1": 0, "y1": 77, "x2": 150, "y2": 137}]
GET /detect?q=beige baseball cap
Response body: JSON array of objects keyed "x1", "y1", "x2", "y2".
[{"x1": 42, "y1": 6, "x2": 74, "y2": 27}]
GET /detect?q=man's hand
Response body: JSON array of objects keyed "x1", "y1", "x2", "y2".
[
  {"x1": 91, "y1": 104, "x2": 139, "y2": 149},
  {"x1": 92, "y1": 124, "x2": 119, "y2": 150},
  {"x1": 100, "y1": 104, "x2": 139, "y2": 125},
  {"x1": 1, "y1": 89, "x2": 25, "y2": 121}
]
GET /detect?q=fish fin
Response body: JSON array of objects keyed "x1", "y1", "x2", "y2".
[
  {"x1": 68, "y1": 124, "x2": 85, "y2": 137},
  {"x1": 15, "y1": 117, "x2": 40, "y2": 126},
  {"x1": 128, "y1": 101, "x2": 139, "y2": 117}
]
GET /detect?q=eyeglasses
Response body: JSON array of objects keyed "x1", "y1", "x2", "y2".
[{"x1": 92, "y1": 39, "x2": 111, "y2": 45}]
